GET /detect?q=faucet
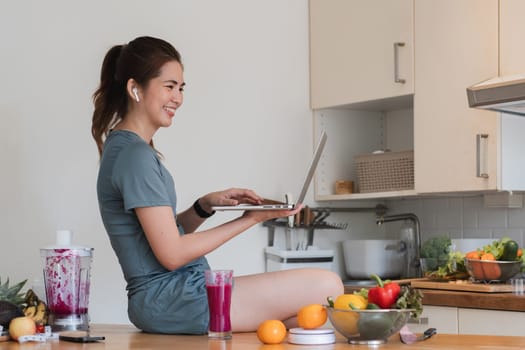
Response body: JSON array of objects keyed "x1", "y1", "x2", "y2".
[{"x1": 376, "y1": 213, "x2": 421, "y2": 278}]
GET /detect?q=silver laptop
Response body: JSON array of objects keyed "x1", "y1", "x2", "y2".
[{"x1": 212, "y1": 131, "x2": 327, "y2": 211}]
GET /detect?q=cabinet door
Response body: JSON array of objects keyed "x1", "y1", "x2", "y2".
[
  {"x1": 309, "y1": 0, "x2": 413, "y2": 109},
  {"x1": 499, "y1": 0, "x2": 525, "y2": 191},
  {"x1": 414, "y1": 0, "x2": 499, "y2": 193},
  {"x1": 408, "y1": 306, "x2": 458, "y2": 334},
  {"x1": 458, "y1": 308, "x2": 525, "y2": 336},
  {"x1": 500, "y1": 0, "x2": 525, "y2": 76}
]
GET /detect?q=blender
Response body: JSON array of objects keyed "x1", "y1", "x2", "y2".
[{"x1": 41, "y1": 230, "x2": 93, "y2": 332}]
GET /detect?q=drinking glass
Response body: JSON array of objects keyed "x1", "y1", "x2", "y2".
[{"x1": 205, "y1": 270, "x2": 233, "y2": 339}]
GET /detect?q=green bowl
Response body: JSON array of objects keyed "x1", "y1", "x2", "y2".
[{"x1": 325, "y1": 307, "x2": 414, "y2": 345}]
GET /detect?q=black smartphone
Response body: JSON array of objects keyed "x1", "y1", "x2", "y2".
[{"x1": 59, "y1": 335, "x2": 105, "y2": 343}]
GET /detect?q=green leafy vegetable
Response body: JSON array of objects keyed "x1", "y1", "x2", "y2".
[
  {"x1": 482, "y1": 237, "x2": 512, "y2": 260},
  {"x1": 435, "y1": 251, "x2": 467, "y2": 277},
  {"x1": 395, "y1": 285, "x2": 423, "y2": 319},
  {"x1": 355, "y1": 287, "x2": 368, "y2": 300}
]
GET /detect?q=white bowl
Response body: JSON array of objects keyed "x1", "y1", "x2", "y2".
[{"x1": 342, "y1": 239, "x2": 405, "y2": 279}]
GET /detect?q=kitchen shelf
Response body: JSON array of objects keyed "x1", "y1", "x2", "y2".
[
  {"x1": 263, "y1": 205, "x2": 387, "y2": 247},
  {"x1": 316, "y1": 189, "x2": 418, "y2": 201},
  {"x1": 312, "y1": 108, "x2": 416, "y2": 201}
]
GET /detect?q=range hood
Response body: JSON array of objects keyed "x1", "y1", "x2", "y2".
[{"x1": 467, "y1": 74, "x2": 525, "y2": 116}]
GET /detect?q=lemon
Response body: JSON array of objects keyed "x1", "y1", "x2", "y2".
[{"x1": 334, "y1": 294, "x2": 367, "y2": 310}]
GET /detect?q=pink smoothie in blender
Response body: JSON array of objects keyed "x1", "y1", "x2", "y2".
[{"x1": 41, "y1": 230, "x2": 93, "y2": 331}]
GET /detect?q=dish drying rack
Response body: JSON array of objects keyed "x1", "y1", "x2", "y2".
[{"x1": 263, "y1": 204, "x2": 387, "y2": 249}]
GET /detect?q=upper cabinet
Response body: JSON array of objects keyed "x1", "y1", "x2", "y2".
[
  {"x1": 309, "y1": 0, "x2": 413, "y2": 110},
  {"x1": 500, "y1": 0, "x2": 525, "y2": 76},
  {"x1": 413, "y1": 0, "x2": 499, "y2": 193},
  {"x1": 498, "y1": 0, "x2": 525, "y2": 191},
  {"x1": 310, "y1": 0, "x2": 525, "y2": 200}
]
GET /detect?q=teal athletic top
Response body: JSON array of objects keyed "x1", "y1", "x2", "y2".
[{"x1": 96, "y1": 130, "x2": 210, "y2": 334}]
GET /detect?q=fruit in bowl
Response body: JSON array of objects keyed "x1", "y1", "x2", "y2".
[
  {"x1": 464, "y1": 238, "x2": 524, "y2": 282},
  {"x1": 465, "y1": 258, "x2": 522, "y2": 282},
  {"x1": 326, "y1": 307, "x2": 414, "y2": 345},
  {"x1": 326, "y1": 274, "x2": 422, "y2": 345}
]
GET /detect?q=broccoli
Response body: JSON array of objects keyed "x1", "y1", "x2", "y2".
[
  {"x1": 420, "y1": 235, "x2": 469, "y2": 277},
  {"x1": 420, "y1": 235, "x2": 452, "y2": 262}
]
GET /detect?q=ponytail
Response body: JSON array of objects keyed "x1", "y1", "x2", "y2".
[{"x1": 92, "y1": 45, "x2": 127, "y2": 156}]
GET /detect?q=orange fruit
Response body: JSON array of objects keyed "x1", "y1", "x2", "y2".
[
  {"x1": 256, "y1": 320, "x2": 287, "y2": 344},
  {"x1": 466, "y1": 251, "x2": 482, "y2": 260},
  {"x1": 481, "y1": 252, "x2": 496, "y2": 261},
  {"x1": 297, "y1": 304, "x2": 327, "y2": 329},
  {"x1": 333, "y1": 294, "x2": 367, "y2": 310}
]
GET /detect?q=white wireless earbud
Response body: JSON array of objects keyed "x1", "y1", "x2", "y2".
[{"x1": 132, "y1": 88, "x2": 140, "y2": 102}]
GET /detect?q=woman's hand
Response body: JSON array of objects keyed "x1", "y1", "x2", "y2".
[{"x1": 198, "y1": 188, "x2": 263, "y2": 213}]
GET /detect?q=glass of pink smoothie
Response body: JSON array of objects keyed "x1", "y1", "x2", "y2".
[{"x1": 205, "y1": 270, "x2": 233, "y2": 339}]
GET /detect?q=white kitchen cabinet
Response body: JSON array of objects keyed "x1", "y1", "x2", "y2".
[
  {"x1": 500, "y1": 0, "x2": 525, "y2": 76},
  {"x1": 408, "y1": 305, "x2": 458, "y2": 335},
  {"x1": 417, "y1": 0, "x2": 525, "y2": 194},
  {"x1": 408, "y1": 306, "x2": 525, "y2": 336},
  {"x1": 497, "y1": 0, "x2": 525, "y2": 192},
  {"x1": 309, "y1": 0, "x2": 413, "y2": 110},
  {"x1": 310, "y1": 0, "x2": 525, "y2": 200},
  {"x1": 413, "y1": 0, "x2": 499, "y2": 193},
  {"x1": 458, "y1": 308, "x2": 525, "y2": 336}
]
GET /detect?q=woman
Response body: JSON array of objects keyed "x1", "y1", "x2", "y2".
[{"x1": 92, "y1": 36, "x2": 343, "y2": 334}]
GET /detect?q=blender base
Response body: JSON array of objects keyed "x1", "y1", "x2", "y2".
[{"x1": 48, "y1": 313, "x2": 90, "y2": 332}]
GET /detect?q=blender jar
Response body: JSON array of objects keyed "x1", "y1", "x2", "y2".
[{"x1": 40, "y1": 230, "x2": 94, "y2": 331}]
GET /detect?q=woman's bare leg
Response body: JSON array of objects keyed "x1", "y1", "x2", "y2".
[{"x1": 230, "y1": 268, "x2": 344, "y2": 332}]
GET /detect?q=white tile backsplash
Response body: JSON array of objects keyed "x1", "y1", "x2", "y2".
[
  {"x1": 315, "y1": 195, "x2": 524, "y2": 280},
  {"x1": 477, "y1": 208, "x2": 508, "y2": 229},
  {"x1": 509, "y1": 208, "x2": 525, "y2": 228},
  {"x1": 386, "y1": 195, "x2": 525, "y2": 247}
]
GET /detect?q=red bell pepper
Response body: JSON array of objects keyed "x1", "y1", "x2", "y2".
[{"x1": 368, "y1": 274, "x2": 401, "y2": 309}]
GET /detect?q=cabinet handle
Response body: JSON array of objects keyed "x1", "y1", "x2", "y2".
[
  {"x1": 394, "y1": 42, "x2": 406, "y2": 84},
  {"x1": 476, "y1": 134, "x2": 489, "y2": 178}
]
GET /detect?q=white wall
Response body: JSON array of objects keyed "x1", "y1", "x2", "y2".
[{"x1": 0, "y1": 0, "x2": 315, "y2": 324}]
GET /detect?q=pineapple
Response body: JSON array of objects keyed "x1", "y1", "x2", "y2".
[
  {"x1": 0, "y1": 278, "x2": 49, "y2": 327},
  {"x1": 0, "y1": 277, "x2": 27, "y2": 307},
  {"x1": 0, "y1": 277, "x2": 27, "y2": 327}
]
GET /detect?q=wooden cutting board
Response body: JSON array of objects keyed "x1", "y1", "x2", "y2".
[{"x1": 411, "y1": 279, "x2": 514, "y2": 293}]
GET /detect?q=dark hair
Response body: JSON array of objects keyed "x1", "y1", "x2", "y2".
[{"x1": 91, "y1": 36, "x2": 182, "y2": 155}]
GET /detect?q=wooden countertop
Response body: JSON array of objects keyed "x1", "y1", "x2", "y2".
[
  {"x1": 2, "y1": 324, "x2": 525, "y2": 349},
  {"x1": 418, "y1": 289, "x2": 525, "y2": 311},
  {"x1": 345, "y1": 280, "x2": 525, "y2": 312}
]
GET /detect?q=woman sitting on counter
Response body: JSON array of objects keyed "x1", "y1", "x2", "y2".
[{"x1": 91, "y1": 35, "x2": 343, "y2": 334}]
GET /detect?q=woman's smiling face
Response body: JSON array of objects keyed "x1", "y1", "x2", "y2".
[{"x1": 141, "y1": 60, "x2": 185, "y2": 128}]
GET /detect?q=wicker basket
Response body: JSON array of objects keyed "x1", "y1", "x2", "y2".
[{"x1": 354, "y1": 150, "x2": 414, "y2": 193}]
